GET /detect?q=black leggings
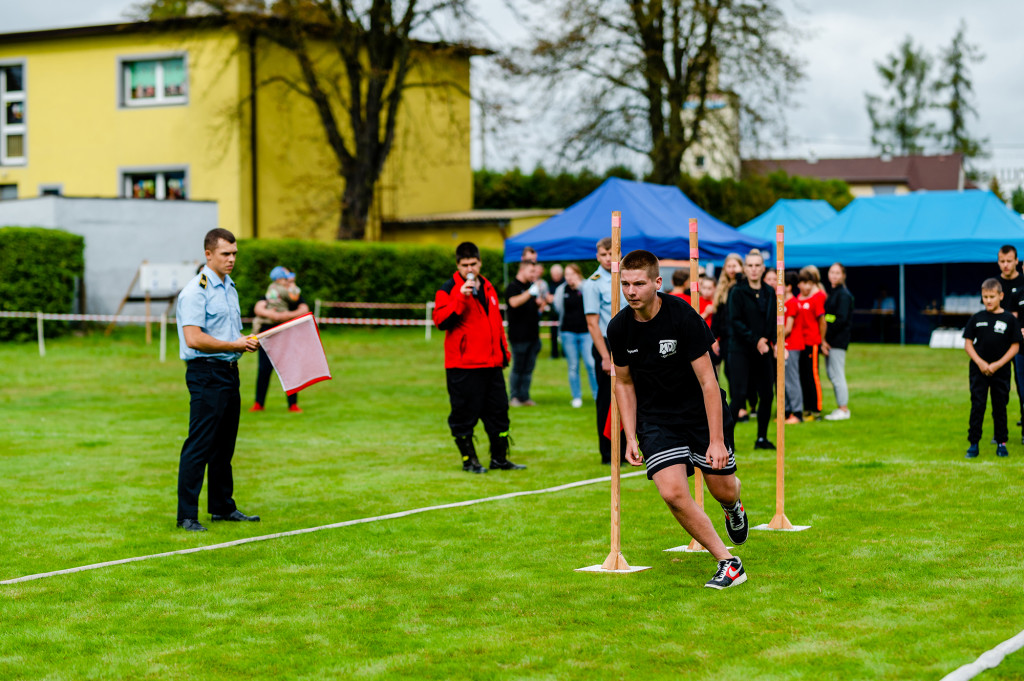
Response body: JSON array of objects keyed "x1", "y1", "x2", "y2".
[{"x1": 728, "y1": 350, "x2": 774, "y2": 439}]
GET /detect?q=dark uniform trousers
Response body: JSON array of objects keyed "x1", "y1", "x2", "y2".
[
  {"x1": 178, "y1": 359, "x2": 241, "y2": 521},
  {"x1": 969, "y1": 365, "x2": 1011, "y2": 445},
  {"x1": 446, "y1": 367, "x2": 510, "y2": 438},
  {"x1": 592, "y1": 340, "x2": 627, "y2": 463}
]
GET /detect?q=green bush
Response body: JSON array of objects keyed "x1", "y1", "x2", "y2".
[
  {"x1": 0, "y1": 227, "x2": 85, "y2": 341},
  {"x1": 232, "y1": 240, "x2": 507, "y2": 318}
]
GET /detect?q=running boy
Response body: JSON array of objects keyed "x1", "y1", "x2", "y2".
[
  {"x1": 963, "y1": 278, "x2": 1021, "y2": 458},
  {"x1": 608, "y1": 249, "x2": 748, "y2": 589}
]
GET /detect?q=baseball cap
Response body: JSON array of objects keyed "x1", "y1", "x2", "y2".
[{"x1": 270, "y1": 265, "x2": 289, "y2": 280}]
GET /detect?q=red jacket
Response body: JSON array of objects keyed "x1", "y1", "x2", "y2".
[{"x1": 434, "y1": 273, "x2": 509, "y2": 369}]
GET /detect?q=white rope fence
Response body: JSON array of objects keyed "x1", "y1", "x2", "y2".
[{"x1": 1, "y1": 300, "x2": 559, "y2": 359}]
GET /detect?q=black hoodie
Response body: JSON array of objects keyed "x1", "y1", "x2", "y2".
[{"x1": 727, "y1": 277, "x2": 776, "y2": 353}]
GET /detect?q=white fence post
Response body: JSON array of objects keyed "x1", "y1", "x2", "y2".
[
  {"x1": 314, "y1": 299, "x2": 322, "y2": 321},
  {"x1": 425, "y1": 302, "x2": 434, "y2": 341},
  {"x1": 36, "y1": 311, "x2": 45, "y2": 357},
  {"x1": 159, "y1": 313, "x2": 168, "y2": 363}
]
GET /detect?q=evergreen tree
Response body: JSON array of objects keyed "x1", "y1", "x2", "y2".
[
  {"x1": 865, "y1": 36, "x2": 935, "y2": 155},
  {"x1": 934, "y1": 21, "x2": 987, "y2": 165}
]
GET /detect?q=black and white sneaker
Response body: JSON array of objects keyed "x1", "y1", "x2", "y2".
[
  {"x1": 705, "y1": 557, "x2": 746, "y2": 589},
  {"x1": 723, "y1": 501, "x2": 749, "y2": 545}
]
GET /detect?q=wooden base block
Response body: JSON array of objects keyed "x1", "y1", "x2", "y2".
[{"x1": 768, "y1": 513, "x2": 794, "y2": 530}]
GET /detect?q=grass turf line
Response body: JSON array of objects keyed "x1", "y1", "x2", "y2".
[{"x1": 1, "y1": 327, "x2": 1022, "y2": 680}]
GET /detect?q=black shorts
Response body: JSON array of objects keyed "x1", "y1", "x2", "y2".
[{"x1": 637, "y1": 422, "x2": 736, "y2": 480}]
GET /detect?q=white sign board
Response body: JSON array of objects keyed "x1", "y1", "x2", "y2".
[{"x1": 138, "y1": 263, "x2": 201, "y2": 295}]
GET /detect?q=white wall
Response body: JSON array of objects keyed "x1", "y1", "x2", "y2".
[{"x1": 0, "y1": 197, "x2": 218, "y2": 314}]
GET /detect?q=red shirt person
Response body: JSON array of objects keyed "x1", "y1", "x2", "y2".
[{"x1": 433, "y1": 242, "x2": 525, "y2": 473}]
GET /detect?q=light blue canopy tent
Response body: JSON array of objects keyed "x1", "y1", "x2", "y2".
[
  {"x1": 503, "y1": 177, "x2": 770, "y2": 263},
  {"x1": 786, "y1": 190, "x2": 1024, "y2": 342},
  {"x1": 737, "y1": 199, "x2": 837, "y2": 246}
]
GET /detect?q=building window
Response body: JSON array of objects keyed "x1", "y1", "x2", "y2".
[
  {"x1": 122, "y1": 168, "x2": 188, "y2": 200},
  {"x1": 0, "y1": 62, "x2": 26, "y2": 165},
  {"x1": 0, "y1": 184, "x2": 17, "y2": 200},
  {"x1": 120, "y1": 56, "x2": 187, "y2": 107},
  {"x1": 696, "y1": 155, "x2": 706, "y2": 168},
  {"x1": 39, "y1": 184, "x2": 63, "y2": 197}
]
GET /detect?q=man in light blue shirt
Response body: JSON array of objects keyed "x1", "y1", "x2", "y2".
[
  {"x1": 584, "y1": 236, "x2": 628, "y2": 464},
  {"x1": 175, "y1": 228, "x2": 259, "y2": 531}
]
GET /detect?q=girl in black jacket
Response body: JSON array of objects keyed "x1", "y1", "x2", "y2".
[
  {"x1": 727, "y1": 250, "x2": 777, "y2": 449},
  {"x1": 822, "y1": 262, "x2": 854, "y2": 420}
]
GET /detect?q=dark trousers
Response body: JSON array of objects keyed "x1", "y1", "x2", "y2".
[
  {"x1": 969, "y1": 366, "x2": 1010, "y2": 444},
  {"x1": 550, "y1": 324, "x2": 560, "y2": 359},
  {"x1": 178, "y1": 360, "x2": 240, "y2": 521},
  {"x1": 254, "y1": 346, "x2": 297, "y2": 408},
  {"x1": 509, "y1": 338, "x2": 542, "y2": 401},
  {"x1": 593, "y1": 341, "x2": 627, "y2": 463},
  {"x1": 728, "y1": 350, "x2": 774, "y2": 440},
  {"x1": 800, "y1": 344, "x2": 823, "y2": 413},
  {"x1": 1014, "y1": 354, "x2": 1024, "y2": 426},
  {"x1": 446, "y1": 367, "x2": 510, "y2": 438}
]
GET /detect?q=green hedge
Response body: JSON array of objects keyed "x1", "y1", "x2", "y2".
[
  {"x1": 232, "y1": 240, "x2": 508, "y2": 318},
  {"x1": 0, "y1": 227, "x2": 85, "y2": 341}
]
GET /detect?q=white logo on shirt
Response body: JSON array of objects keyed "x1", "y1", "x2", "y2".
[
  {"x1": 659, "y1": 339, "x2": 677, "y2": 358},
  {"x1": 994, "y1": 320, "x2": 1007, "y2": 334},
  {"x1": 627, "y1": 348, "x2": 638, "y2": 354}
]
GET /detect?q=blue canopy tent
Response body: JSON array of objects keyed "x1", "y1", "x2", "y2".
[
  {"x1": 786, "y1": 190, "x2": 1024, "y2": 343},
  {"x1": 738, "y1": 199, "x2": 837, "y2": 247},
  {"x1": 503, "y1": 177, "x2": 770, "y2": 263}
]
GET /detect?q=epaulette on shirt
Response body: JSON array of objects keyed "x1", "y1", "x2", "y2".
[
  {"x1": 590, "y1": 273, "x2": 602, "y2": 280},
  {"x1": 199, "y1": 273, "x2": 208, "y2": 289}
]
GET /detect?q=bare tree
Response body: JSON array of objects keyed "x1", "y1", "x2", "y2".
[
  {"x1": 502, "y1": 0, "x2": 803, "y2": 185},
  {"x1": 132, "y1": 0, "x2": 471, "y2": 240}
]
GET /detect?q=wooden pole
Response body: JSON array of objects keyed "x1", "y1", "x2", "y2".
[
  {"x1": 601, "y1": 211, "x2": 630, "y2": 571},
  {"x1": 686, "y1": 218, "x2": 707, "y2": 551},
  {"x1": 145, "y1": 292, "x2": 152, "y2": 345},
  {"x1": 769, "y1": 224, "x2": 794, "y2": 529}
]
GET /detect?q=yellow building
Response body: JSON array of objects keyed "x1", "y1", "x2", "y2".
[{"x1": 0, "y1": 19, "x2": 474, "y2": 240}]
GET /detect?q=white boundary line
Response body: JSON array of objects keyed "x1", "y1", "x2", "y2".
[
  {"x1": 940, "y1": 629, "x2": 1024, "y2": 681},
  {"x1": 1, "y1": 471, "x2": 647, "y2": 586}
]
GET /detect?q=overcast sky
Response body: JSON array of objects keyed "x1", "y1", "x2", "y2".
[{"x1": 3, "y1": 0, "x2": 1022, "y2": 189}]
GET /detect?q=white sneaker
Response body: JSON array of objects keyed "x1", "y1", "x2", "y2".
[
  {"x1": 571, "y1": 398, "x2": 583, "y2": 408},
  {"x1": 824, "y1": 409, "x2": 850, "y2": 421}
]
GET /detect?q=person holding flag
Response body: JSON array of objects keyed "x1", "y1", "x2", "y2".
[
  {"x1": 174, "y1": 228, "x2": 260, "y2": 532},
  {"x1": 608, "y1": 249, "x2": 748, "y2": 589},
  {"x1": 434, "y1": 242, "x2": 526, "y2": 473}
]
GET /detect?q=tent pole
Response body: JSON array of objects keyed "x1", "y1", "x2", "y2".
[{"x1": 899, "y1": 263, "x2": 906, "y2": 346}]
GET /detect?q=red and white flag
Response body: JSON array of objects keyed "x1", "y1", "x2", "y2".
[{"x1": 256, "y1": 313, "x2": 332, "y2": 395}]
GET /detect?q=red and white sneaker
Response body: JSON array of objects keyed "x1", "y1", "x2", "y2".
[
  {"x1": 288, "y1": 404, "x2": 303, "y2": 413},
  {"x1": 249, "y1": 403, "x2": 264, "y2": 412},
  {"x1": 723, "y1": 501, "x2": 749, "y2": 545},
  {"x1": 705, "y1": 557, "x2": 746, "y2": 589}
]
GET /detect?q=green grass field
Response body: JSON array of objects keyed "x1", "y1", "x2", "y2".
[{"x1": 1, "y1": 327, "x2": 1022, "y2": 680}]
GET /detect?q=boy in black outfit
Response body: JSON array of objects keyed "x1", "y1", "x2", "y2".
[
  {"x1": 963, "y1": 278, "x2": 1021, "y2": 459},
  {"x1": 608, "y1": 249, "x2": 748, "y2": 590}
]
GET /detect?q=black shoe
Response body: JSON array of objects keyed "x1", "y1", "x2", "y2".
[
  {"x1": 177, "y1": 518, "x2": 208, "y2": 532},
  {"x1": 722, "y1": 501, "x2": 749, "y2": 545},
  {"x1": 463, "y1": 460, "x2": 487, "y2": 474},
  {"x1": 965, "y1": 443, "x2": 979, "y2": 459},
  {"x1": 211, "y1": 510, "x2": 260, "y2": 522},
  {"x1": 996, "y1": 443, "x2": 1009, "y2": 458},
  {"x1": 490, "y1": 459, "x2": 527, "y2": 470},
  {"x1": 754, "y1": 437, "x2": 775, "y2": 450},
  {"x1": 705, "y1": 557, "x2": 746, "y2": 589}
]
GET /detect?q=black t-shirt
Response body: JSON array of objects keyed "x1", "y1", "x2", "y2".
[
  {"x1": 999, "y1": 275, "x2": 1023, "y2": 315},
  {"x1": 607, "y1": 293, "x2": 719, "y2": 433},
  {"x1": 963, "y1": 309, "x2": 1021, "y2": 368},
  {"x1": 559, "y1": 285, "x2": 588, "y2": 333},
  {"x1": 505, "y1": 278, "x2": 539, "y2": 343}
]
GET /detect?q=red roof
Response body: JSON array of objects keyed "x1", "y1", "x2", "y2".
[{"x1": 742, "y1": 153, "x2": 965, "y2": 191}]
